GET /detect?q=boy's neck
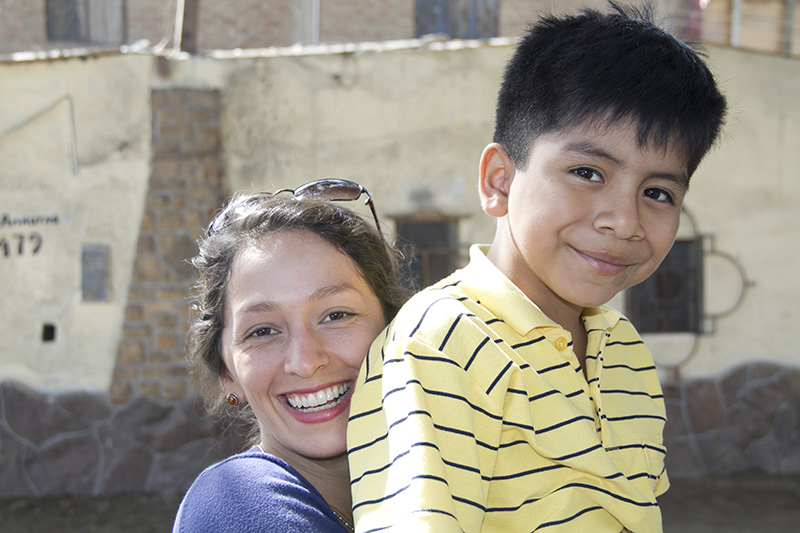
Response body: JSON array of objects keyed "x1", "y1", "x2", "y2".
[
  {"x1": 485, "y1": 243, "x2": 590, "y2": 376},
  {"x1": 568, "y1": 318, "x2": 588, "y2": 378},
  {"x1": 486, "y1": 242, "x2": 583, "y2": 328}
]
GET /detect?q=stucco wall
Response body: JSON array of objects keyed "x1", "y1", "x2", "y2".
[
  {"x1": 0, "y1": 54, "x2": 152, "y2": 392},
  {"x1": 210, "y1": 40, "x2": 511, "y2": 256},
  {"x1": 653, "y1": 46, "x2": 800, "y2": 377},
  {"x1": 183, "y1": 41, "x2": 799, "y2": 380},
  {"x1": 1, "y1": 38, "x2": 799, "y2": 395}
]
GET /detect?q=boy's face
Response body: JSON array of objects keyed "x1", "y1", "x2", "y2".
[{"x1": 481, "y1": 120, "x2": 688, "y2": 323}]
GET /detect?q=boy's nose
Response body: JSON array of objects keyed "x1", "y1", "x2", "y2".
[
  {"x1": 594, "y1": 195, "x2": 645, "y2": 240},
  {"x1": 283, "y1": 329, "x2": 329, "y2": 377}
]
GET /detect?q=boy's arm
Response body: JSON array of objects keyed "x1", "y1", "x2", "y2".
[{"x1": 348, "y1": 309, "x2": 501, "y2": 532}]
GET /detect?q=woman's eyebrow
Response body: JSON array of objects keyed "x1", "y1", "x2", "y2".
[
  {"x1": 239, "y1": 301, "x2": 277, "y2": 316},
  {"x1": 309, "y1": 283, "x2": 359, "y2": 302},
  {"x1": 239, "y1": 284, "x2": 359, "y2": 316}
]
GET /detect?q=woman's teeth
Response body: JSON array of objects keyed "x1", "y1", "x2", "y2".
[{"x1": 286, "y1": 383, "x2": 349, "y2": 412}]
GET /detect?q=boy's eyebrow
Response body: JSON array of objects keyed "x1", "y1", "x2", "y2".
[
  {"x1": 562, "y1": 141, "x2": 621, "y2": 164},
  {"x1": 561, "y1": 141, "x2": 689, "y2": 188}
]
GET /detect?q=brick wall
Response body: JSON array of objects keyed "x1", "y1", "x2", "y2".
[
  {"x1": 498, "y1": 0, "x2": 659, "y2": 40},
  {"x1": 320, "y1": 0, "x2": 414, "y2": 43},
  {"x1": 4, "y1": 1, "x2": 797, "y2": 57},
  {"x1": 127, "y1": 0, "x2": 175, "y2": 47},
  {"x1": 0, "y1": 0, "x2": 46, "y2": 53},
  {"x1": 109, "y1": 88, "x2": 224, "y2": 404},
  {"x1": 197, "y1": 0, "x2": 415, "y2": 49},
  {"x1": 199, "y1": 0, "x2": 297, "y2": 49}
]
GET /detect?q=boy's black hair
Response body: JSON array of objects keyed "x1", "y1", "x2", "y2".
[{"x1": 494, "y1": 1, "x2": 727, "y2": 178}]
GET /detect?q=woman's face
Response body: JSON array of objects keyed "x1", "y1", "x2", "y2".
[{"x1": 220, "y1": 229, "x2": 386, "y2": 463}]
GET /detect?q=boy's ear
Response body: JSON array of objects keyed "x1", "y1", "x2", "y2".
[{"x1": 479, "y1": 143, "x2": 514, "y2": 217}]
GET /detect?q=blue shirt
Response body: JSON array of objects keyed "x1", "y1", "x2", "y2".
[{"x1": 173, "y1": 446, "x2": 345, "y2": 532}]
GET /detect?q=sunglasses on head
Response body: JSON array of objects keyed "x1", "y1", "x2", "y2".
[{"x1": 207, "y1": 178, "x2": 381, "y2": 234}]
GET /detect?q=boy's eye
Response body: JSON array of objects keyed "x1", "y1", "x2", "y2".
[
  {"x1": 643, "y1": 187, "x2": 674, "y2": 204},
  {"x1": 572, "y1": 167, "x2": 603, "y2": 182}
]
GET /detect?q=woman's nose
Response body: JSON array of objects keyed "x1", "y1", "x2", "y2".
[{"x1": 282, "y1": 329, "x2": 329, "y2": 377}]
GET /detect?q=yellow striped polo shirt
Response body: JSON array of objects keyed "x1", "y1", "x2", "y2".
[{"x1": 348, "y1": 245, "x2": 669, "y2": 533}]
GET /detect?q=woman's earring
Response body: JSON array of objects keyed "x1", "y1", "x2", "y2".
[{"x1": 225, "y1": 393, "x2": 240, "y2": 406}]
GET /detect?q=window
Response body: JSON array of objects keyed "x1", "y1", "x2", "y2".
[
  {"x1": 395, "y1": 216, "x2": 460, "y2": 290},
  {"x1": 47, "y1": 0, "x2": 126, "y2": 44},
  {"x1": 625, "y1": 238, "x2": 703, "y2": 333},
  {"x1": 82, "y1": 244, "x2": 110, "y2": 301},
  {"x1": 415, "y1": 0, "x2": 498, "y2": 39}
]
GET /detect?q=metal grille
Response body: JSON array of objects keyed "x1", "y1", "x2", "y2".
[
  {"x1": 396, "y1": 218, "x2": 459, "y2": 290},
  {"x1": 626, "y1": 239, "x2": 703, "y2": 333},
  {"x1": 415, "y1": 0, "x2": 498, "y2": 39}
]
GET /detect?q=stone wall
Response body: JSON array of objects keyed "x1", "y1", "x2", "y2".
[
  {"x1": 2, "y1": 362, "x2": 799, "y2": 498},
  {"x1": 109, "y1": 88, "x2": 223, "y2": 404},
  {"x1": 664, "y1": 362, "x2": 800, "y2": 477},
  {"x1": 0, "y1": 381, "x2": 246, "y2": 498}
]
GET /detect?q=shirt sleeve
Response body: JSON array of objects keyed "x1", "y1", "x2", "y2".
[
  {"x1": 348, "y1": 299, "x2": 505, "y2": 533},
  {"x1": 173, "y1": 454, "x2": 344, "y2": 533}
]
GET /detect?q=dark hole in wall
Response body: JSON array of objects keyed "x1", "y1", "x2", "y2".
[{"x1": 42, "y1": 323, "x2": 56, "y2": 342}]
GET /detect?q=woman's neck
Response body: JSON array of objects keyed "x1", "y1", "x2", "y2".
[
  {"x1": 304, "y1": 454, "x2": 353, "y2": 523},
  {"x1": 264, "y1": 443, "x2": 353, "y2": 524}
]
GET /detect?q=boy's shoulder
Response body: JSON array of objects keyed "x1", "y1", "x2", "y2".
[
  {"x1": 386, "y1": 264, "x2": 502, "y2": 335},
  {"x1": 386, "y1": 260, "x2": 529, "y2": 349},
  {"x1": 394, "y1": 270, "x2": 476, "y2": 328},
  {"x1": 378, "y1": 271, "x2": 509, "y2": 374}
]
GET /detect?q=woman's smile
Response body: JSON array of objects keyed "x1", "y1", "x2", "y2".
[{"x1": 284, "y1": 381, "x2": 352, "y2": 413}]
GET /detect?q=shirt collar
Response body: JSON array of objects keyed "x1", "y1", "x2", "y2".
[{"x1": 461, "y1": 244, "x2": 623, "y2": 335}]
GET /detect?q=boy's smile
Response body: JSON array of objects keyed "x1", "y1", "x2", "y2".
[{"x1": 481, "y1": 120, "x2": 689, "y2": 328}]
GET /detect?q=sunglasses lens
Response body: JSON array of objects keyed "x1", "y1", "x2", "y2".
[
  {"x1": 294, "y1": 179, "x2": 362, "y2": 201},
  {"x1": 209, "y1": 180, "x2": 380, "y2": 235}
]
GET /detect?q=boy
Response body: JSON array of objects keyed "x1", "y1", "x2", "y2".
[{"x1": 348, "y1": 3, "x2": 726, "y2": 532}]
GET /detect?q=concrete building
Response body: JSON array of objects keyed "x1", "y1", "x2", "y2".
[
  {"x1": 1, "y1": 0, "x2": 799, "y2": 498},
  {"x1": 2, "y1": 0, "x2": 798, "y2": 56}
]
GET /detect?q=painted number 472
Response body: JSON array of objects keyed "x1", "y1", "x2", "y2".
[{"x1": 0, "y1": 233, "x2": 43, "y2": 257}]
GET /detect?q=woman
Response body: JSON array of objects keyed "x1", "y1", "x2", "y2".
[{"x1": 173, "y1": 179, "x2": 407, "y2": 532}]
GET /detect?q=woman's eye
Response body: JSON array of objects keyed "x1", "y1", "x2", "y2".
[
  {"x1": 248, "y1": 326, "x2": 277, "y2": 338},
  {"x1": 324, "y1": 311, "x2": 351, "y2": 322},
  {"x1": 572, "y1": 167, "x2": 603, "y2": 182},
  {"x1": 643, "y1": 187, "x2": 674, "y2": 204}
]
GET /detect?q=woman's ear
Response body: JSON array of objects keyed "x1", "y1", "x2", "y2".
[
  {"x1": 219, "y1": 368, "x2": 244, "y2": 402},
  {"x1": 479, "y1": 143, "x2": 514, "y2": 218}
]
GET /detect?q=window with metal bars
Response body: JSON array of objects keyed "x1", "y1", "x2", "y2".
[
  {"x1": 395, "y1": 217, "x2": 460, "y2": 291},
  {"x1": 625, "y1": 238, "x2": 703, "y2": 333},
  {"x1": 47, "y1": 0, "x2": 126, "y2": 44},
  {"x1": 415, "y1": 0, "x2": 498, "y2": 39}
]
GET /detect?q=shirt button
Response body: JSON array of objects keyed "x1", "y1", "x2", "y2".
[{"x1": 554, "y1": 337, "x2": 569, "y2": 351}]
